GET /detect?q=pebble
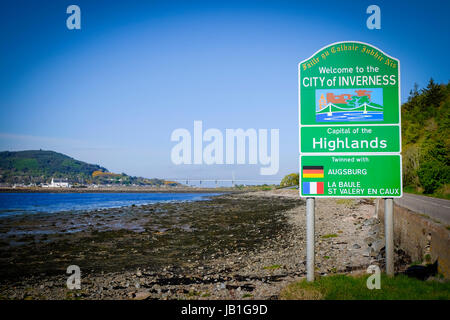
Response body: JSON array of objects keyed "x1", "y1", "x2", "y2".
[{"x1": 133, "y1": 291, "x2": 151, "y2": 300}]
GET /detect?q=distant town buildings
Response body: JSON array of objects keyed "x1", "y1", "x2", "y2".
[{"x1": 46, "y1": 178, "x2": 70, "y2": 188}]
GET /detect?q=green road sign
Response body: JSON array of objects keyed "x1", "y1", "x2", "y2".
[
  {"x1": 298, "y1": 41, "x2": 402, "y2": 198},
  {"x1": 300, "y1": 155, "x2": 402, "y2": 198}
]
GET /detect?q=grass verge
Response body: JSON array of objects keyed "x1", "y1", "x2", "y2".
[
  {"x1": 280, "y1": 274, "x2": 450, "y2": 300},
  {"x1": 403, "y1": 186, "x2": 450, "y2": 200}
]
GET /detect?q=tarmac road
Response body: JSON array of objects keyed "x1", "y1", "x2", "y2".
[{"x1": 395, "y1": 193, "x2": 450, "y2": 226}]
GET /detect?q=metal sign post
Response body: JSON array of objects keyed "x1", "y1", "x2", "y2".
[
  {"x1": 384, "y1": 198, "x2": 394, "y2": 276},
  {"x1": 306, "y1": 197, "x2": 315, "y2": 282}
]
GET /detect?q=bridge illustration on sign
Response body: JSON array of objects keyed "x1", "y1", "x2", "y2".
[{"x1": 315, "y1": 88, "x2": 384, "y2": 122}]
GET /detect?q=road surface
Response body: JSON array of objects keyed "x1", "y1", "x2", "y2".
[{"x1": 395, "y1": 193, "x2": 450, "y2": 226}]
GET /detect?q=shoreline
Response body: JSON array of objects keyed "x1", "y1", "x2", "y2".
[
  {"x1": 0, "y1": 187, "x2": 239, "y2": 194},
  {"x1": 0, "y1": 192, "x2": 223, "y2": 220},
  {"x1": 0, "y1": 190, "x2": 410, "y2": 300}
]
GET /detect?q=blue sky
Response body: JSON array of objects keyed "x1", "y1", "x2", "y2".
[{"x1": 0, "y1": 0, "x2": 449, "y2": 184}]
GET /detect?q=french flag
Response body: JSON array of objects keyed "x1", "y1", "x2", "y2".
[{"x1": 303, "y1": 182, "x2": 324, "y2": 195}]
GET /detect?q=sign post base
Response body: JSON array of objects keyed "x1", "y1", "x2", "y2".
[
  {"x1": 306, "y1": 197, "x2": 315, "y2": 282},
  {"x1": 384, "y1": 198, "x2": 394, "y2": 276}
]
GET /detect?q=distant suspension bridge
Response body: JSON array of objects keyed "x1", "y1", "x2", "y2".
[{"x1": 164, "y1": 178, "x2": 282, "y2": 187}]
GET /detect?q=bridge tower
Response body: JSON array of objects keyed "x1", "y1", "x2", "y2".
[{"x1": 363, "y1": 103, "x2": 368, "y2": 114}]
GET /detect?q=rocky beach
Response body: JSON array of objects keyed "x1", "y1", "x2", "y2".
[{"x1": 0, "y1": 190, "x2": 409, "y2": 300}]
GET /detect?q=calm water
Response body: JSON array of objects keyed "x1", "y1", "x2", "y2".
[
  {"x1": 316, "y1": 111, "x2": 383, "y2": 122},
  {"x1": 0, "y1": 193, "x2": 220, "y2": 217}
]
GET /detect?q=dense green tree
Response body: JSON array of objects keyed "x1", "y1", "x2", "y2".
[
  {"x1": 401, "y1": 79, "x2": 449, "y2": 194},
  {"x1": 280, "y1": 173, "x2": 299, "y2": 187}
]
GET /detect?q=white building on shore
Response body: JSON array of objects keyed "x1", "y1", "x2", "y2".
[{"x1": 49, "y1": 178, "x2": 70, "y2": 188}]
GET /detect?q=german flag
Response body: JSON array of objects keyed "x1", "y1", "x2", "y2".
[{"x1": 302, "y1": 166, "x2": 324, "y2": 178}]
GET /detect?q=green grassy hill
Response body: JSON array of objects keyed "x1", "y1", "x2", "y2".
[
  {"x1": 401, "y1": 79, "x2": 450, "y2": 197},
  {"x1": 0, "y1": 150, "x2": 168, "y2": 186},
  {"x1": 0, "y1": 150, "x2": 107, "y2": 184}
]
